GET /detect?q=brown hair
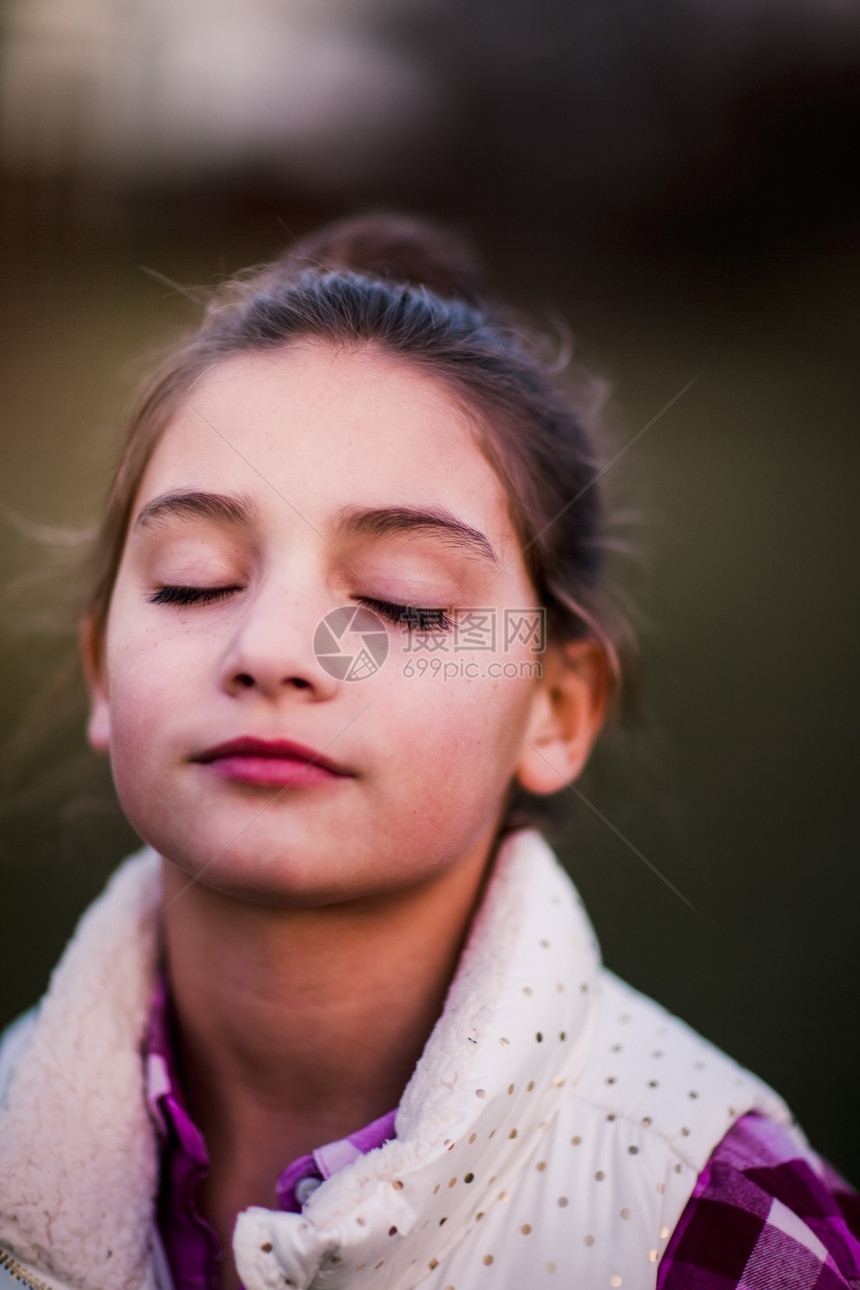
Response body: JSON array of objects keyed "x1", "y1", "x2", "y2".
[{"x1": 85, "y1": 213, "x2": 637, "y2": 821}]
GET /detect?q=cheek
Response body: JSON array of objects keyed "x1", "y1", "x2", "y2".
[{"x1": 381, "y1": 668, "x2": 535, "y2": 794}]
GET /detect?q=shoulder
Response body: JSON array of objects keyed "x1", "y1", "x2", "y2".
[{"x1": 658, "y1": 1112, "x2": 860, "y2": 1288}]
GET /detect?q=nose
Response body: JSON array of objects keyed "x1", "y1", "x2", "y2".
[{"x1": 218, "y1": 578, "x2": 340, "y2": 702}]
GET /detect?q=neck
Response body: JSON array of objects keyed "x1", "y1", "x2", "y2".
[{"x1": 159, "y1": 832, "x2": 499, "y2": 1194}]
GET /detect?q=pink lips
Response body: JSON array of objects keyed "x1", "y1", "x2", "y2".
[{"x1": 193, "y1": 736, "x2": 352, "y2": 787}]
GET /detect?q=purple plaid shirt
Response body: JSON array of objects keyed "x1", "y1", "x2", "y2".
[{"x1": 146, "y1": 982, "x2": 860, "y2": 1289}]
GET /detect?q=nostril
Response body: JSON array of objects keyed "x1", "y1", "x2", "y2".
[
  {"x1": 289, "y1": 677, "x2": 311, "y2": 690},
  {"x1": 236, "y1": 673, "x2": 255, "y2": 689}
]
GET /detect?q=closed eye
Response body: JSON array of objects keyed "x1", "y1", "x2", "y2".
[
  {"x1": 150, "y1": 585, "x2": 243, "y2": 606},
  {"x1": 358, "y1": 597, "x2": 454, "y2": 633}
]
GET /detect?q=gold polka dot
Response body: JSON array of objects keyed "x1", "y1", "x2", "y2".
[
  {"x1": 606, "y1": 1114, "x2": 616, "y2": 1122},
  {"x1": 559, "y1": 1031, "x2": 566, "y2": 1042},
  {"x1": 584, "y1": 1235, "x2": 595, "y2": 1247},
  {"x1": 445, "y1": 1285, "x2": 455, "y2": 1290},
  {"x1": 546, "y1": 1262, "x2": 557, "y2": 1273},
  {"x1": 606, "y1": 1076, "x2": 617, "y2": 1085},
  {"x1": 439, "y1": 1217, "x2": 447, "y2": 1226},
  {"x1": 656, "y1": 1182, "x2": 665, "y2": 1194},
  {"x1": 375, "y1": 1261, "x2": 385, "y2": 1270},
  {"x1": 498, "y1": 1190, "x2": 510, "y2": 1202},
  {"x1": 469, "y1": 1133, "x2": 477, "y2": 1144},
  {"x1": 527, "y1": 1080, "x2": 535, "y2": 1091},
  {"x1": 540, "y1": 938, "x2": 550, "y2": 947},
  {"x1": 434, "y1": 1184, "x2": 441, "y2": 1194},
  {"x1": 445, "y1": 1138, "x2": 455, "y2": 1150},
  {"x1": 620, "y1": 1208, "x2": 631, "y2": 1220},
  {"x1": 659, "y1": 1225, "x2": 670, "y2": 1240},
  {"x1": 476, "y1": 1088, "x2": 487, "y2": 1099},
  {"x1": 392, "y1": 1180, "x2": 404, "y2": 1190},
  {"x1": 556, "y1": 982, "x2": 565, "y2": 992},
  {"x1": 688, "y1": 1090, "x2": 699, "y2": 1099},
  {"x1": 449, "y1": 1178, "x2": 457, "y2": 1187},
  {"x1": 476, "y1": 1212, "x2": 484, "y2": 1221},
  {"x1": 509, "y1": 1128, "x2": 518, "y2": 1139},
  {"x1": 483, "y1": 1254, "x2": 494, "y2": 1266},
  {"x1": 536, "y1": 1161, "x2": 546, "y2": 1172},
  {"x1": 628, "y1": 1146, "x2": 639, "y2": 1155},
  {"x1": 557, "y1": 1196, "x2": 568, "y2": 1207},
  {"x1": 611, "y1": 1043, "x2": 623, "y2": 1052},
  {"x1": 508, "y1": 1083, "x2": 515, "y2": 1095},
  {"x1": 648, "y1": 1080, "x2": 659, "y2": 1088},
  {"x1": 595, "y1": 1170, "x2": 605, "y2": 1181},
  {"x1": 536, "y1": 1032, "x2": 543, "y2": 1043},
  {"x1": 681, "y1": 1127, "x2": 690, "y2": 1137},
  {"x1": 652, "y1": 1050, "x2": 663, "y2": 1058},
  {"x1": 552, "y1": 1076, "x2": 565, "y2": 1088},
  {"x1": 523, "y1": 986, "x2": 533, "y2": 996},
  {"x1": 572, "y1": 1136, "x2": 582, "y2": 1145},
  {"x1": 261, "y1": 1243, "x2": 273, "y2": 1253},
  {"x1": 500, "y1": 1037, "x2": 511, "y2": 1047},
  {"x1": 356, "y1": 1217, "x2": 367, "y2": 1226},
  {"x1": 388, "y1": 1226, "x2": 398, "y2": 1236},
  {"x1": 428, "y1": 1258, "x2": 438, "y2": 1270},
  {"x1": 610, "y1": 1276, "x2": 623, "y2": 1287},
  {"x1": 641, "y1": 1116, "x2": 652, "y2": 1128},
  {"x1": 521, "y1": 1224, "x2": 532, "y2": 1235},
  {"x1": 356, "y1": 1264, "x2": 367, "y2": 1272},
  {"x1": 464, "y1": 1172, "x2": 474, "y2": 1183},
  {"x1": 649, "y1": 1250, "x2": 659, "y2": 1262},
  {"x1": 674, "y1": 1163, "x2": 682, "y2": 1173}
]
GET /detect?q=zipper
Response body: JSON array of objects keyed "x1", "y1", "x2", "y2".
[{"x1": 0, "y1": 1248, "x2": 56, "y2": 1290}]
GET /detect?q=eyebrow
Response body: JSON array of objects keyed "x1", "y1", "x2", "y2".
[
  {"x1": 134, "y1": 489, "x2": 498, "y2": 565},
  {"x1": 336, "y1": 504, "x2": 498, "y2": 564},
  {"x1": 135, "y1": 490, "x2": 259, "y2": 530}
]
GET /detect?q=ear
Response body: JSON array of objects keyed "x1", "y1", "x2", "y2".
[
  {"x1": 80, "y1": 615, "x2": 111, "y2": 754},
  {"x1": 515, "y1": 637, "x2": 609, "y2": 795}
]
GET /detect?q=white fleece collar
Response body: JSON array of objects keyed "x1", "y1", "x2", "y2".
[{"x1": 0, "y1": 831, "x2": 600, "y2": 1290}]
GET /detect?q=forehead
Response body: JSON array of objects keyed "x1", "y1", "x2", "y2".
[{"x1": 137, "y1": 341, "x2": 516, "y2": 545}]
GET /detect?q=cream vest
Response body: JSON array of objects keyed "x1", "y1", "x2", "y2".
[{"x1": 0, "y1": 831, "x2": 799, "y2": 1290}]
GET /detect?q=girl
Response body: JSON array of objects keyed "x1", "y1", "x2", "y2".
[{"x1": 0, "y1": 215, "x2": 857, "y2": 1290}]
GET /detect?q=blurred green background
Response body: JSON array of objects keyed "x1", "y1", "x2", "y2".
[{"x1": 1, "y1": 0, "x2": 858, "y2": 1182}]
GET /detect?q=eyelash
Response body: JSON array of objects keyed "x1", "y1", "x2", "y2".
[
  {"x1": 149, "y1": 585, "x2": 240, "y2": 606},
  {"x1": 358, "y1": 597, "x2": 455, "y2": 633},
  {"x1": 148, "y1": 586, "x2": 455, "y2": 632}
]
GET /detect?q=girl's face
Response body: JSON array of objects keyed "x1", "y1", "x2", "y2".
[{"x1": 87, "y1": 342, "x2": 577, "y2": 906}]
